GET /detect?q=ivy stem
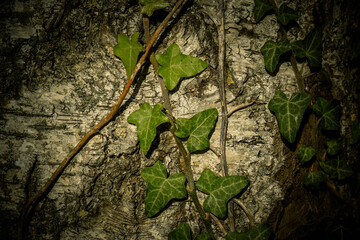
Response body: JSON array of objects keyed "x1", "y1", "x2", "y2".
[
  {"x1": 227, "y1": 101, "x2": 266, "y2": 118},
  {"x1": 233, "y1": 198, "x2": 255, "y2": 227},
  {"x1": 142, "y1": 13, "x2": 215, "y2": 238},
  {"x1": 211, "y1": 213, "x2": 228, "y2": 236},
  {"x1": 216, "y1": 0, "x2": 236, "y2": 232},
  {"x1": 17, "y1": 1, "x2": 186, "y2": 239},
  {"x1": 268, "y1": 0, "x2": 305, "y2": 93}
]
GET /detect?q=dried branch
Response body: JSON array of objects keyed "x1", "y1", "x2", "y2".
[
  {"x1": 227, "y1": 101, "x2": 266, "y2": 118},
  {"x1": 233, "y1": 198, "x2": 255, "y2": 227},
  {"x1": 211, "y1": 213, "x2": 228, "y2": 236}
]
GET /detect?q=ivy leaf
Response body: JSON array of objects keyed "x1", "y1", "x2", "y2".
[
  {"x1": 254, "y1": 0, "x2": 273, "y2": 22},
  {"x1": 128, "y1": 103, "x2": 169, "y2": 155},
  {"x1": 114, "y1": 32, "x2": 144, "y2": 79},
  {"x1": 226, "y1": 224, "x2": 273, "y2": 240},
  {"x1": 168, "y1": 222, "x2": 212, "y2": 240},
  {"x1": 304, "y1": 171, "x2": 327, "y2": 190},
  {"x1": 319, "y1": 156, "x2": 353, "y2": 180},
  {"x1": 168, "y1": 222, "x2": 191, "y2": 240},
  {"x1": 260, "y1": 39, "x2": 291, "y2": 73},
  {"x1": 277, "y1": 4, "x2": 298, "y2": 26},
  {"x1": 312, "y1": 97, "x2": 341, "y2": 131},
  {"x1": 156, "y1": 44, "x2": 208, "y2": 90},
  {"x1": 141, "y1": 161, "x2": 187, "y2": 217},
  {"x1": 175, "y1": 108, "x2": 218, "y2": 153},
  {"x1": 325, "y1": 139, "x2": 341, "y2": 155},
  {"x1": 268, "y1": 91, "x2": 311, "y2": 143},
  {"x1": 297, "y1": 145, "x2": 317, "y2": 164},
  {"x1": 196, "y1": 169, "x2": 249, "y2": 218},
  {"x1": 350, "y1": 119, "x2": 360, "y2": 144},
  {"x1": 194, "y1": 234, "x2": 212, "y2": 240},
  {"x1": 291, "y1": 29, "x2": 322, "y2": 68},
  {"x1": 140, "y1": 0, "x2": 169, "y2": 17}
]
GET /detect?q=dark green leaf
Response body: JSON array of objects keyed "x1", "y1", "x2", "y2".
[
  {"x1": 312, "y1": 97, "x2": 341, "y2": 131},
  {"x1": 194, "y1": 233, "x2": 212, "y2": 240},
  {"x1": 268, "y1": 91, "x2": 311, "y2": 143},
  {"x1": 226, "y1": 224, "x2": 273, "y2": 240},
  {"x1": 254, "y1": 0, "x2": 273, "y2": 22},
  {"x1": 350, "y1": 119, "x2": 360, "y2": 144},
  {"x1": 304, "y1": 171, "x2": 327, "y2": 190},
  {"x1": 325, "y1": 139, "x2": 341, "y2": 155},
  {"x1": 297, "y1": 145, "x2": 317, "y2": 164},
  {"x1": 196, "y1": 169, "x2": 249, "y2": 218},
  {"x1": 140, "y1": 0, "x2": 169, "y2": 17},
  {"x1": 261, "y1": 39, "x2": 291, "y2": 73},
  {"x1": 141, "y1": 161, "x2": 187, "y2": 217},
  {"x1": 168, "y1": 222, "x2": 191, "y2": 240},
  {"x1": 114, "y1": 32, "x2": 144, "y2": 79},
  {"x1": 277, "y1": 4, "x2": 298, "y2": 26},
  {"x1": 128, "y1": 103, "x2": 169, "y2": 154},
  {"x1": 319, "y1": 156, "x2": 353, "y2": 180},
  {"x1": 291, "y1": 29, "x2": 322, "y2": 68},
  {"x1": 175, "y1": 108, "x2": 218, "y2": 153},
  {"x1": 156, "y1": 44, "x2": 208, "y2": 90}
]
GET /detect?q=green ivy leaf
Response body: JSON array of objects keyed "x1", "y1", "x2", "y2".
[
  {"x1": 325, "y1": 139, "x2": 341, "y2": 155},
  {"x1": 194, "y1": 234, "x2": 212, "y2": 240},
  {"x1": 304, "y1": 171, "x2": 327, "y2": 190},
  {"x1": 319, "y1": 156, "x2": 353, "y2": 180},
  {"x1": 268, "y1": 91, "x2": 311, "y2": 143},
  {"x1": 168, "y1": 222, "x2": 191, "y2": 240},
  {"x1": 277, "y1": 4, "x2": 298, "y2": 26},
  {"x1": 350, "y1": 119, "x2": 360, "y2": 144},
  {"x1": 226, "y1": 224, "x2": 273, "y2": 240},
  {"x1": 254, "y1": 0, "x2": 273, "y2": 22},
  {"x1": 128, "y1": 103, "x2": 169, "y2": 155},
  {"x1": 312, "y1": 97, "x2": 341, "y2": 131},
  {"x1": 196, "y1": 169, "x2": 249, "y2": 218},
  {"x1": 168, "y1": 222, "x2": 212, "y2": 240},
  {"x1": 260, "y1": 39, "x2": 291, "y2": 73},
  {"x1": 156, "y1": 44, "x2": 208, "y2": 90},
  {"x1": 175, "y1": 108, "x2": 218, "y2": 153},
  {"x1": 114, "y1": 32, "x2": 144, "y2": 79},
  {"x1": 291, "y1": 29, "x2": 322, "y2": 68},
  {"x1": 297, "y1": 145, "x2": 317, "y2": 164},
  {"x1": 141, "y1": 161, "x2": 187, "y2": 217},
  {"x1": 140, "y1": 0, "x2": 169, "y2": 17}
]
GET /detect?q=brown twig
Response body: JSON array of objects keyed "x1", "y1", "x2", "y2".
[
  {"x1": 215, "y1": 0, "x2": 237, "y2": 232},
  {"x1": 18, "y1": 1, "x2": 185, "y2": 239},
  {"x1": 227, "y1": 101, "x2": 266, "y2": 118},
  {"x1": 233, "y1": 198, "x2": 255, "y2": 227},
  {"x1": 211, "y1": 213, "x2": 228, "y2": 236}
]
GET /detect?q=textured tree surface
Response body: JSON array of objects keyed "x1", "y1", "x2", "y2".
[{"x1": 1, "y1": 0, "x2": 359, "y2": 239}]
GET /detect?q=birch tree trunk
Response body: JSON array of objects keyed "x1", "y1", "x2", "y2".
[{"x1": 1, "y1": 0, "x2": 359, "y2": 239}]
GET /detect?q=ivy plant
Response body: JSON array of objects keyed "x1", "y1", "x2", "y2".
[
  {"x1": 175, "y1": 108, "x2": 218, "y2": 153},
  {"x1": 168, "y1": 222, "x2": 212, "y2": 240},
  {"x1": 119, "y1": 2, "x2": 262, "y2": 238},
  {"x1": 141, "y1": 161, "x2": 187, "y2": 217},
  {"x1": 226, "y1": 224, "x2": 272, "y2": 240},
  {"x1": 114, "y1": 32, "x2": 144, "y2": 79},
  {"x1": 268, "y1": 91, "x2": 311, "y2": 143},
  {"x1": 127, "y1": 103, "x2": 169, "y2": 155},
  {"x1": 297, "y1": 145, "x2": 317, "y2": 164},
  {"x1": 156, "y1": 43, "x2": 208, "y2": 91},
  {"x1": 196, "y1": 169, "x2": 249, "y2": 218},
  {"x1": 256, "y1": 0, "x2": 353, "y2": 194}
]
